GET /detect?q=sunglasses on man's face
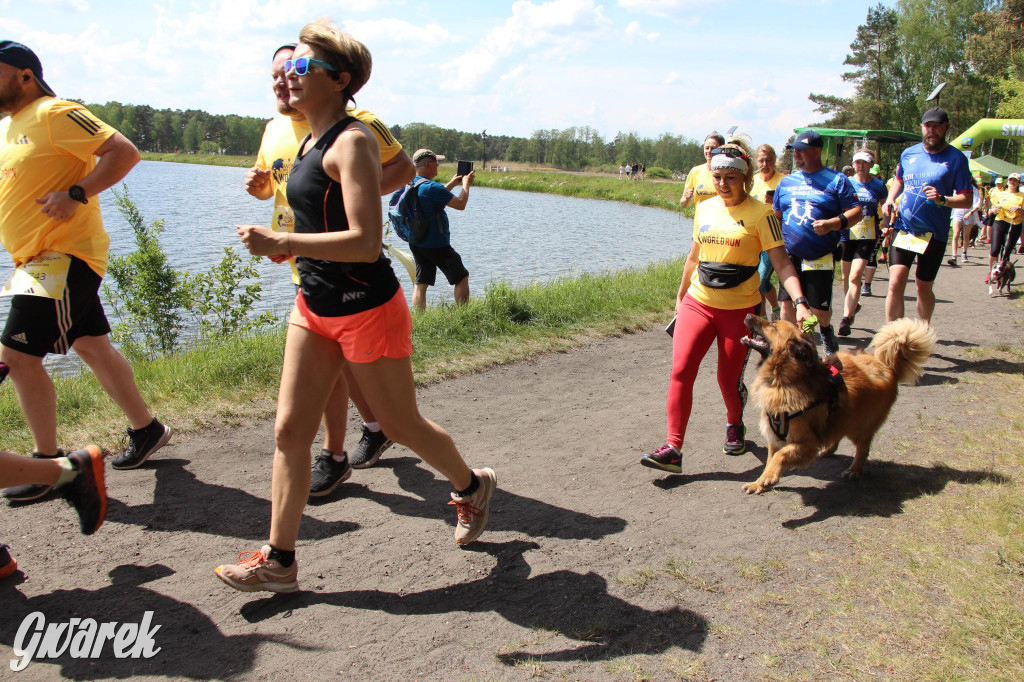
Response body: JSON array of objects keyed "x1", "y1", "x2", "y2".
[{"x1": 285, "y1": 57, "x2": 337, "y2": 76}]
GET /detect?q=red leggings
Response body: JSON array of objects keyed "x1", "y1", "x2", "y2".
[{"x1": 666, "y1": 295, "x2": 753, "y2": 449}]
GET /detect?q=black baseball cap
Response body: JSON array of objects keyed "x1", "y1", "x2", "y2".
[
  {"x1": 921, "y1": 107, "x2": 948, "y2": 124},
  {"x1": 787, "y1": 130, "x2": 824, "y2": 150},
  {"x1": 0, "y1": 41, "x2": 55, "y2": 97}
]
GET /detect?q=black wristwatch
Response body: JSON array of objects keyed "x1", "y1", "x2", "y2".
[
  {"x1": 839, "y1": 213, "x2": 849, "y2": 229},
  {"x1": 68, "y1": 185, "x2": 88, "y2": 204},
  {"x1": 794, "y1": 296, "x2": 810, "y2": 309}
]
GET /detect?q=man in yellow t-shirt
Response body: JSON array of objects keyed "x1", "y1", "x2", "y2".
[
  {"x1": 0, "y1": 42, "x2": 171, "y2": 502},
  {"x1": 244, "y1": 43, "x2": 414, "y2": 489}
]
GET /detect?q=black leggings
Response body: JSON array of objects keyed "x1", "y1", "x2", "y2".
[{"x1": 991, "y1": 220, "x2": 1022, "y2": 261}]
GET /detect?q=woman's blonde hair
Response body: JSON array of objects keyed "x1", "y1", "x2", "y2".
[{"x1": 299, "y1": 18, "x2": 372, "y2": 104}]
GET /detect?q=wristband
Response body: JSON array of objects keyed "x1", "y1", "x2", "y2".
[
  {"x1": 936, "y1": 195, "x2": 947, "y2": 206},
  {"x1": 839, "y1": 213, "x2": 849, "y2": 230},
  {"x1": 68, "y1": 185, "x2": 88, "y2": 205},
  {"x1": 794, "y1": 296, "x2": 810, "y2": 309}
]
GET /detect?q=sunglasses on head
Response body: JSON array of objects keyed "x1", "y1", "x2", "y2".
[
  {"x1": 284, "y1": 57, "x2": 337, "y2": 76},
  {"x1": 710, "y1": 147, "x2": 749, "y2": 162}
]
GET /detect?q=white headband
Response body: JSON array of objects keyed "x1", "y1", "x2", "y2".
[
  {"x1": 852, "y1": 151, "x2": 874, "y2": 163},
  {"x1": 709, "y1": 154, "x2": 749, "y2": 174}
]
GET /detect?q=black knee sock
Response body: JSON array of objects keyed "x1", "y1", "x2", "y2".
[
  {"x1": 456, "y1": 471, "x2": 479, "y2": 498},
  {"x1": 267, "y1": 545, "x2": 295, "y2": 568}
]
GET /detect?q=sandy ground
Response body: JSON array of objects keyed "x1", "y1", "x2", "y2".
[{"x1": 1, "y1": 244, "x2": 1021, "y2": 681}]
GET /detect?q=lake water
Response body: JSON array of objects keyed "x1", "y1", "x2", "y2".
[{"x1": 0, "y1": 161, "x2": 693, "y2": 358}]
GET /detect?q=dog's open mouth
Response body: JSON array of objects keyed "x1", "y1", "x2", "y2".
[{"x1": 741, "y1": 330, "x2": 770, "y2": 358}]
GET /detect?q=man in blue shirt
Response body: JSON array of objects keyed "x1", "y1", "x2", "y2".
[
  {"x1": 881, "y1": 107, "x2": 973, "y2": 324},
  {"x1": 773, "y1": 130, "x2": 862, "y2": 356},
  {"x1": 409, "y1": 148, "x2": 474, "y2": 310}
]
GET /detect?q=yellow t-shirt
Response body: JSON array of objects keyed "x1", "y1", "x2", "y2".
[
  {"x1": 0, "y1": 97, "x2": 116, "y2": 276},
  {"x1": 683, "y1": 163, "x2": 717, "y2": 209},
  {"x1": 750, "y1": 170, "x2": 784, "y2": 203},
  {"x1": 993, "y1": 189, "x2": 1023, "y2": 225},
  {"x1": 254, "y1": 108, "x2": 403, "y2": 284},
  {"x1": 688, "y1": 196, "x2": 784, "y2": 310}
]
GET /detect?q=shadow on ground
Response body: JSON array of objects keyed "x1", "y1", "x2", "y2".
[
  {"x1": 237, "y1": 540, "x2": 705, "y2": 663},
  {"x1": 0, "y1": 564, "x2": 302, "y2": 679},
  {"x1": 311, "y1": 456, "x2": 628, "y2": 540}
]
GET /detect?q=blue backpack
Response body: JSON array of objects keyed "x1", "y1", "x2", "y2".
[{"x1": 388, "y1": 178, "x2": 431, "y2": 244}]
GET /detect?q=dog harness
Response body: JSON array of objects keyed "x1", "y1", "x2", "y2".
[{"x1": 767, "y1": 364, "x2": 845, "y2": 441}]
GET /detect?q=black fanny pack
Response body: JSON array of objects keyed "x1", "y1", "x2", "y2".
[{"x1": 698, "y1": 261, "x2": 759, "y2": 289}]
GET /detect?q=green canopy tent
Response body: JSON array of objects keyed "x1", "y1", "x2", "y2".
[
  {"x1": 969, "y1": 154, "x2": 1024, "y2": 182},
  {"x1": 793, "y1": 127, "x2": 921, "y2": 177}
]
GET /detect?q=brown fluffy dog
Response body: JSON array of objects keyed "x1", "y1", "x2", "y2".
[{"x1": 739, "y1": 316, "x2": 935, "y2": 495}]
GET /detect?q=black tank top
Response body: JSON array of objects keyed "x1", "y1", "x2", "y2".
[{"x1": 287, "y1": 116, "x2": 399, "y2": 317}]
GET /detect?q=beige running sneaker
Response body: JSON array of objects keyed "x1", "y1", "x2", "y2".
[
  {"x1": 215, "y1": 545, "x2": 298, "y2": 593},
  {"x1": 449, "y1": 468, "x2": 497, "y2": 545}
]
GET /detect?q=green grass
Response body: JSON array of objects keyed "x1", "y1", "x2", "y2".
[
  {"x1": 448, "y1": 168, "x2": 688, "y2": 214},
  {"x1": 140, "y1": 151, "x2": 256, "y2": 167},
  {"x1": 0, "y1": 260, "x2": 682, "y2": 453}
]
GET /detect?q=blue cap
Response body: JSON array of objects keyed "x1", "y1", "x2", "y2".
[
  {"x1": 787, "y1": 130, "x2": 824, "y2": 150},
  {"x1": 0, "y1": 41, "x2": 55, "y2": 97}
]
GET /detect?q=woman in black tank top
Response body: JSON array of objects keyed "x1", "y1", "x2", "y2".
[{"x1": 222, "y1": 21, "x2": 496, "y2": 594}]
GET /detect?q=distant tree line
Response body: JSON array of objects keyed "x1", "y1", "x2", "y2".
[
  {"x1": 77, "y1": 101, "x2": 709, "y2": 172},
  {"x1": 809, "y1": 0, "x2": 1024, "y2": 163},
  {"x1": 80, "y1": 101, "x2": 268, "y2": 156}
]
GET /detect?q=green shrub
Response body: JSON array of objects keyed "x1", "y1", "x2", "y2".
[{"x1": 646, "y1": 166, "x2": 672, "y2": 179}]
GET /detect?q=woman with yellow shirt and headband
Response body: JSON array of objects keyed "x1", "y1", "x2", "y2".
[
  {"x1": 641, "y1": 138, "x2": 811, "y2": 473},
  {"x1": 680, "y1": 132, "x2": 726, "y2": 210}
]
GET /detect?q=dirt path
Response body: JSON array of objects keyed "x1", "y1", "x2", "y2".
[{"x1": 2, "y1": 247, "x2": 1021, "y2": 681}]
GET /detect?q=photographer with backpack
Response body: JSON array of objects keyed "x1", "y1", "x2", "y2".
[{"x1": 405, "y1": 149, "x2": 474, "y2": 310}]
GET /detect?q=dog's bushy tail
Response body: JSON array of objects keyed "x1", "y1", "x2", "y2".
[{"x1": 869, "y1": 318, "x2": 936, "y2": 384}]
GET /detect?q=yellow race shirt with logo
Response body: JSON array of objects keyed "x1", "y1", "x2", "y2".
[
  {"x1": 254, "y1": 108, "x2": 403, "y2": 284},
  {"x1": 683, "y1": 163, "x2": 717, "y2": 208},
  {"x1": 688, "y1": 196, "x2": 784, "y2": 310},
  {"x1": 0, "y1": 97, "x2": 115, "y2": 276},
  {"x1": 993, "y1": 189, "x2": 1023, "y2": 225},
  {"x1": 750, "y1": 170, "x2": 784, "y2": 203}
]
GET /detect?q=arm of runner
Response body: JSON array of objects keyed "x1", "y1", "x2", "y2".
[
  {"x1": 35, "y1": 131, "x2": 140, "y2": 222},
  {"x1": 812, "y1": 205, "x2": 862, "y2": 236},
  {"x1": 244, "y1": 166, "x2": 273, "y2": 200},
  {"x1": 924, "y1": 185, "x2": 972, "y2": 209},
  {"x1": 881, "y1": 175, "x2": 904, "y2": 220},
  {"x1": 676, "y1": 242, "x2": 699, "y2": 308},
  {"x1": 380, "y1": 149, "x2": 415, "y2": 196},
  {"x1": 768, "y1": 245, "x2": 811, "y2": 325}
]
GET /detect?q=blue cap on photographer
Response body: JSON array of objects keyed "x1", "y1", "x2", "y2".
[{"x1": 0, "y1": 41, "x2": 56, "y2": 97}]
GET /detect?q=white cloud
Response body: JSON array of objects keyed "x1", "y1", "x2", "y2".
[
  {"x1": 439, "y1": 0, "x2": 612, "y2": 93},
  {"x1": 623, "y1": 20, "x2": 658, "y2": 43},
  {"x1": 664, "y1": 71, "x2": 680, "y2": 85},
  {"x1": 342, "y1": 17, "x2": 455, "y2": 52},
  {"x1": 616, "y1": 0, "x2": 704, "y2": 18}
]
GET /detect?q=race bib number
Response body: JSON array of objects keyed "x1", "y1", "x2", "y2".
[
  {"x1": 801, "y1": 253, "x2": 834, "y2": 272},
  {"x1": 849, "y1": 215, "x2": 875, "y2": 241},
  {"x1": 893, "y1": 230, "x2": 931, "y2": 254},
  {"x1": 1, "y1": 251, "x2": 71, "y2": 299},
  {"x1": 272, "y1": 205, "x2": 294, "y2": 233}
]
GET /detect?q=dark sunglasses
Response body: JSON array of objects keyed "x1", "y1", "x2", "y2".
[
  {"x1": 710, "y1": 147, "x2": 749, "y2": 162},
  {"x1": 284, "y1": 57, "x2": 337, "y2": 76}
]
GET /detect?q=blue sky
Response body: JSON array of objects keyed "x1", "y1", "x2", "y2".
[{"x1": 3, "y1": 0, "x2": 887, "y2": 151}]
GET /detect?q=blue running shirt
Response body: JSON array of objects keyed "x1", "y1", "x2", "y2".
[
  {"x1": 844, "y1": 177, "x2": 889, "y2": 242},
  {"x1": 773, "y1": 167, "x2": 859, "y2": 260},
  {"x1": 894, "y1": 143, "x2": 973, "y2": 243}
]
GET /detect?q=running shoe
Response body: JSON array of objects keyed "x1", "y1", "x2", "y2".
[
  {"x1": 308, "y1": 449, "x2": 352, "y2": 497},
  {"x1": 837, "y1": 316, "x2": 853, "y2": 337},
  {"x1": 349, "y1": 426, "x2": 394, "y2": 469},
  {"x1": 61, "y1": 445, "x2": 107, "y2": 536},
  {"x1": 947, "y1": 257, "x2": 958, "y2": 266},
  {"x1": 962, "y1": 253, "x2": 969, "y2": 263},
  {"x1": 215, "y1": 545, "x2": 299, "y2": 593},
  {"x1": 819, "y1": 325, "x2": 840, "y2": 357},
  {"x1": 0, "y1": 544, "x2": 17, "y2": 580},
  {"x1": 723, "y1": 424, "x2": 746, "y2": 455},
  {"x1": 861, "y1": 283, "x2": 872, "y2": 297},
  {"x1": 640, "y1": 444, "x2": 682, "y2": 473},
  {"x1": 111, "y1": 418, "x2": 171, "y2": 470},
  {"x1": 3, "y1": 450, "x2": 64, "y2": 503},
  {"x1": 449, "y1": 468, "x2": 496, "y2": 545}
]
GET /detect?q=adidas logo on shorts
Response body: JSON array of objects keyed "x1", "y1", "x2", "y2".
[{"x1": 9, "y1": 332, "x2": 28, "y2": 345}]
